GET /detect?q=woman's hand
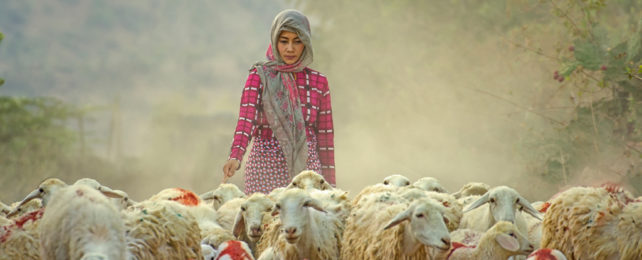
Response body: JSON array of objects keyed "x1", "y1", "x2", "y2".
[{"x1": 222, "y1": 159, "x2": 240, "y2": 183}]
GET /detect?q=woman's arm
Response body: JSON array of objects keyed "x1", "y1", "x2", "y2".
[
  {"x1": 316, "y1": 76, "x2": 336, "y2": 186},
  {"x1": 228, "y1": 69, "x2": 262, "y2": 165}
]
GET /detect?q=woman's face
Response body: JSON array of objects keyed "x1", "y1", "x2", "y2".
[{"x1": 277, "y1": 31, "x2": 304, "y2": 65}]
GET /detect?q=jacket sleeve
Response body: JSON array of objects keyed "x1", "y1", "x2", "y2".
[
  {"x1": 228, "y1": 69, "x2": 262, "y2": 163},
  {"x1": 316, "y1": 76, "x2": 336, "y2": 185}
]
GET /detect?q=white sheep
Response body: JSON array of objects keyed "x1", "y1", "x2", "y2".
[
  {"x1": 73, "y1": 178, "x2": 134, "y2": 210},
  {"x1": 399, "y1": 188, "x2": 463, "y2": 231},
  {"x1": 9, "y1": 178, "x2": 127, "y2": 218},
  {"x1": 230, "y1": 193, "x2": 275, "y2": 253},
  {"x1": 146, "y1": 187, "x2": 234, "y2": 247},
  {"x1": 9, "y1": 178, "x2": 68, "y2": 212},
  {"x1": 526, "y1": 248, "x2": 567, "y2": 260},
  {"x1": 201, "y1": 183, "x2": 247, "y2": 210},
  {"x1": 124, "y1": 199, "x2": 203, "y2": 259},
  {"x1": 287, "y1": 170, "x2": 333, "y2": 190},
  {"x1": 413, "y1": 177, "x2": 448, "y2": 193},
  {"x1": 446, "y1": 221, "x2": 534, "y2": 259},
  {"x1": 459, "y1": 186, "x2": 541, "y2": 237},
  {"x1": 541, "y1": 186, "x2": 642, "y2": 259},
  {"x1": 382, "y1": 174, "x2": 411, "y2": 187},
  {"x1": 452, "y1": 182, "x2": 491, "y2": 199},
  {"x1": 256, "y1": 189, "x2": 342, "y2": 260},
  {"x1": 38, "y1": 183, "x2": 127, "y2": 259},
  {"x1": 341, "y1": 194, "x2": 451, "y2": 259}
]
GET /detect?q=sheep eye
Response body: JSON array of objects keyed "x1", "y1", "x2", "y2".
[
  {"x1": 320, "y1": 179, "x2": 325, "y2": 184},
  {"x1": 241, "y1": 207, "x2": 246, "y2": 211},
  {"x1": 443, "y1": 217, "x2": 449, "y2": 224},
  {"x1": 515, "y1": 198, "x2": 520, "y2": 203},
  {"x1": 265, "y1": 207, "x2": 272, "y2": 212},
  {"x1": 383, "y1": 181, "x2": 389, "y2": 185},
  {"x1": 39, "y1": 188, "x2": 44, "y2": 193},
  {"x1": 509, "y1": 232, "x2": 516, "y2": 238},
  {"x1": 276, "y1": 204, "x2": 281, "y2": 209},
  {"x1": 415, "y1": 213, "x2": 424, "y2": 218},
  {"x1": 292, "y1": 183, "x2": 298, "y2": 187},
  {"x1": 489, "y1": 198, "x2": 495, "y2": 203},
  {"x1": 405, "y1": 181, "x2": 410, "y2": 186}
]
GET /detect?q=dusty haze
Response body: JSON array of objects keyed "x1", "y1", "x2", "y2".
[{"x1": 1, "y1": 0, "x2": 633, "y2": 203}]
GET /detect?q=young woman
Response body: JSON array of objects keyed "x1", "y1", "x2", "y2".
[{"x1": 222, "y1": 9, "x2": 335, "y2": 194}]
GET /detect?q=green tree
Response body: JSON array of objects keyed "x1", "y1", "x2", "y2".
[{"x1": 519, "y1": 0, "x2": 642, "y2": 187}]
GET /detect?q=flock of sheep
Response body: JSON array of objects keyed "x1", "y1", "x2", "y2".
[{"x1": 1, "y1": 170, "x2": 641, "y2": 259}]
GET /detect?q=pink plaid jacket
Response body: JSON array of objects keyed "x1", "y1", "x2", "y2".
[{"x1": 228, "y1": 67, "x2": 335, "y2": 184}]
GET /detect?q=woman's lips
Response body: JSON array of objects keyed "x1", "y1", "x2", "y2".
[{"x1": 284, "y1": 55, "x2": 297, "y2": 60}]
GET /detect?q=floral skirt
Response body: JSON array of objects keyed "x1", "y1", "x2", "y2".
[{"x1": 244, "y1": 135, "x2": 321, "y2": 194}]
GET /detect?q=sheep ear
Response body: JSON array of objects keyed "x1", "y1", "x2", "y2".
[
  {"x1": 98, "y1": 186, "x2": 124, "y2": 199},
  {"x1": 451, "y1": 190, "x2": 463, "y2": 199},
  {"x1": 464, "y1": 193, "x2": 489, "y2": 213},
  {"x1": 200, "y1": 191, "x2": 214, "y2": 200},
  {"x1": 303, "y1": 199, "x2": 326, "y2": 213},
  {"x1": 271, "y1": 206, "x2": 280, "y2": 217},
  {"x1": 8, "y1": 188, "x2": 42, "y2": 217},
  {"x1": 495, "y1": 233, "x2": 519, "y2": 251},
  {"x1": 383, "y1": 207, "x2": 412, "y2": 230},
  {"x1": 517, "y1": 196, "x2": 542, "y2": 220},
  {"x1": 339, "y1": 191, "x2": 349, "y2": 200},
  {"x1": 232, "y1": 210, "x2": 245, "y2": 238}
]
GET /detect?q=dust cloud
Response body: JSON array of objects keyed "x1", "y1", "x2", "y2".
[{"x1": 0, "y1": 0, "x2": 628, "y2": 203}]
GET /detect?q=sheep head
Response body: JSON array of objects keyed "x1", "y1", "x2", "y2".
[
  {"x1": 413, "y1": 177, "x2": 448, "y2": 193},
  {"x1": 464, "y1": 186, "x2": 541, "y2": 224},
  {"x1": 8, "y1": 178, "x2": 67, "y2": 217},
  {"x1": 383, "y1": 198, "x2": 451, "y2": 251},
  {"x1": 488, "y1": 221, "x2": 534, "y2": 256},
  {"x1": 201, "y1": 183, "x2": 246, "y2": 210},
  {"x1": 233, "y1": 193, "x2": 274, "y2": 242},
  {"x1": 271, "y1": 189, "x2": 325, "y2": 244},
  {"x1": 383, "y1": 174, "x2": 411, "y2": 187},
  {"x1": 452, "y1": 182, "x2": 491, "y2": 199},
  {"x1": 287, "y1": 170, "x2": 332, "y2": 190}
]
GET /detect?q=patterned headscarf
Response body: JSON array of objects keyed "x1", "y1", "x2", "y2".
[{"x1": 252, "y1": 9, "x2": 313, "y2": 178}]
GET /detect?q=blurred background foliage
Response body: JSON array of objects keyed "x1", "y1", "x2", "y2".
[{"x1": 0, "y1": 0, "x2": 640, "y2": 202}]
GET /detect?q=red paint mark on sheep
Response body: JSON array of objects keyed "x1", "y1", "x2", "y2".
[
  {"x1": 170, "y1": 188, "x2": 200, "y2": 206},
  {"x1": 539, "y1": 202, "x2": 551, "y2": 213},
  {"x1": 0, "y1": 208, "x2": 44, "y2": 243},
  {"x1": 0, "y1": 225, "x2": 12, "y2": 243},
  {"x1": 528, "y1": 248, "x2": 556, "y2": 260},
  {"x1": 216, "y1": 240, "x2": 252, "y2": 260},
  {"x1": 446, "y1": 242, "x2": 475, "y2": 259},
  {"x1": 15, "y1": 208, "x2": 44, "y2": 229}
]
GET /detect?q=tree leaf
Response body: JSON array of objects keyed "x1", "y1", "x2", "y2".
[{"x1": 574, "y1": 40, "x2": 605, "y2": 70}]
